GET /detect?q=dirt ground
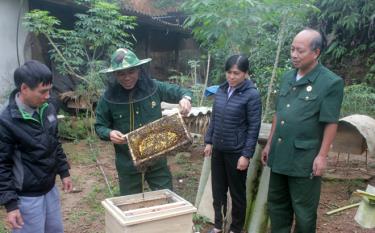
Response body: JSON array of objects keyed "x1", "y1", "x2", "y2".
[
  {"x1": 0, "y1": 140, "x2": 374, "y2": 233},
  {"x1": 317, "y1": 153, "x2": 375, "y2": 233}
]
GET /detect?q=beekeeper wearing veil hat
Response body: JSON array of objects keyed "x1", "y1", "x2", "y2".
[{"x1": 95, "y1": 48, "x2": 192, "y2": 195}]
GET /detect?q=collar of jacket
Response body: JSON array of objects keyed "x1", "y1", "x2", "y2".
[
  {"x1": 288, "y1": 63, "x2": 322, "y2": 86},
  {"x1": 8, "y1": 89, "x2": 48, "y2": 123},
  {"x1": 103, "y1": 72, "x2": 158, "y2": 104},
  {"x1": 219, "y1": 79, "x2": 255, "y2": 93}
]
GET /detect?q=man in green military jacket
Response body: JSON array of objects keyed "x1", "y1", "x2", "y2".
[
  {"x1": 95, "y1": 48, "x2": 192, "y2": 195},
  {"x1": 261, "y1": 29, "x2": 344, "y2": 233}
]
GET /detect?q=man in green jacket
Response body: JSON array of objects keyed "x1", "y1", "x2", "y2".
[
  {"x1": 262, "y1": 29, "x2": 344, "y2": 233},
  {"x1": 95, "y1": 48, "x2": 192, "y2": 195}
]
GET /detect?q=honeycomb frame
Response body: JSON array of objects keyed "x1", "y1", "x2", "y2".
[{"x1": 125, "y1": 113, "x2": 192, "y2": 168}]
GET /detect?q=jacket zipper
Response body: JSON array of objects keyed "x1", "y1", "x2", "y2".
[{"x1": 218, "y1": 89, "x2": 235, "y2": 141}]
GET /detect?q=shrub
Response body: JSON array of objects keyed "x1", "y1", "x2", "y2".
[{"x1": 341, "y1": 84, "x2": 375, "y2": 117}]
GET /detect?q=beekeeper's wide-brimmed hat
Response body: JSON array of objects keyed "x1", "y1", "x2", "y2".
[{"x1": 100, "y1": 48, "x2": 151, "y2": 73}]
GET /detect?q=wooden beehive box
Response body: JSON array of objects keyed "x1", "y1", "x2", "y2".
[
  {"x1": 102, "y1": 189, "x2": 197, "y2": 233},
  {"x1": 125, "y1": 113, "x2": 192, "y2": 168}
]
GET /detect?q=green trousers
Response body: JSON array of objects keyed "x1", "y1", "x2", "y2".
[
  {"x1": 115, "y1": 153, "x2": 173, "y2": 195},
  {"x1": 268, "y1": 171, "x2": 321, "y2": 233}
]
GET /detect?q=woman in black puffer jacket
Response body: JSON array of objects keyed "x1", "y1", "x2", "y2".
[{"x1": 204, "y1": 54, "x2": 262, "y2": 233}]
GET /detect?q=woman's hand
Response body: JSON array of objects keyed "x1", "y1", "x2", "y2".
[
  {"x1": 204, "y1": 144, "x2": 212, "y2": 157},
  {"x1": 237, "y1": 156, "x2": 250, "y2": 170},
  {"x1": 109, "y1": 130, "x2": 127, "y2": 144}
]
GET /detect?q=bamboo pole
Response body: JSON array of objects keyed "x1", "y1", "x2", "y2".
[
  {"x1": 326, "y1": 203, "x2": 360, "y2": 215},
  {"x1": 89, "y1": 142, "x2": 113, "y2": 196},
  {"x1": 244, "y1": 145, "x2": 263, "y2": 229},
  {"x1": 247, "y1": 166, "x2": 271, "y2": 233},
  {"x1": 262, "y1": 14, "x2": 287, "y2": 122},
  {"x1": 96, "y1": 157, "x2": 113, "y2": 196}
]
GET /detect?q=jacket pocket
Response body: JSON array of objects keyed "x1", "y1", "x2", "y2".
[
  {"x1": 293, "y1": 139, "x2": 320, "y2": 175},
  {"x1": 297, "y1": 92, "x2": 319, "y2": 117},
  {"x1": 276, "y1": 88, "x2": 290, "y2": 109},
  {"x1": 279, "y1": 88, "x2": 289, "y2": 96},
  {"x1": 236, "y1": 130, "x2": 245, "y2": 147},
  {"x1": 112, "y1": 112, "x2": 130, "y2": 133},
  {"x1": 212, "y1": 132, "x2": 237, "y2": 150},
  {"x1": 12, "y1": 151, "x2": 24, "y2": 191}
]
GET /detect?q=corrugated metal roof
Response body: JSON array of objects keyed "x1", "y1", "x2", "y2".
[
  {"x1": 121, "y1": 0, "x2": 178, "y2": 17},
  {"x1": 119, "y1": 2, "x2": 187, "y2": 33},
  {"x1": 162, "y1": 106, "x2": 212, "y2": 117},
  {"x1": 161, "y1": 102, "x2": 211, "y2": 117},
  {"x1": 121, "y1": 6, "x2": 187, "y2": 32},
  {"x1": 39, "y1": 0, "x2": 188, "y2": 33}
]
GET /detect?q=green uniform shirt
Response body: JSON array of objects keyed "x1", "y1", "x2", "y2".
[
  {"x1": 268, "y1": 64, "x2": 344, "y2": 177},
  {"x1": 95, "y1": 79, "x2": 192, "y2": 170}
]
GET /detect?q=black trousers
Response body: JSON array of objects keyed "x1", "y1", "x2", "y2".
[{"x1": 211, "y1": 149, "x2": 247, "y2": 233}]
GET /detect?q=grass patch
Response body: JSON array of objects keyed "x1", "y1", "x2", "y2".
[
  {"x1": 84, "y1": 185, "x2": 106, "y2": 215},
  {"x1": 0, "y1": 225, "x2": 9, "y2": 233},
  {"x1": 63, "y1": 142, "x2": 95, "y2": 166},
  {"x1": 175, "y1": 153, "x2": 190, "y2": 165},
  {"x1": 0, "y1": 207, "x2": 10, "y2": 233},
  {"x1": 193, "y1": 214, "x2": 210, "y2": 232},
  {"x1": 68, "y1": 209, "x2": 89, "y2": 224},
  {"x1": 183, "y1": 176, "x2": 199, "y2": 204},
  {"x1": 70, "y1": 175, "x2": 84, "y2": 192},
  {"x1": 175, "y1": 170, "x2": 189, "y2": 179}
]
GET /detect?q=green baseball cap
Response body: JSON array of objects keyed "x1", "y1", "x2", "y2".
[{"x1": 100, "y1": 48, "x2": 152, "y2": 73}]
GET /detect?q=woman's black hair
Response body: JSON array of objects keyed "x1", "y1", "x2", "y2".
[
  {"x1": 224, "y1": 54, "x2": 249, "y2": 72},
  {"x1": 14, "y1": 60, "x2": 52, "y2": 90}
]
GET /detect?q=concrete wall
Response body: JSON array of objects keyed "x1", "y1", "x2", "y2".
[{"x1": 0, "y1": 0, "x2": 30, "y2": 110}]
